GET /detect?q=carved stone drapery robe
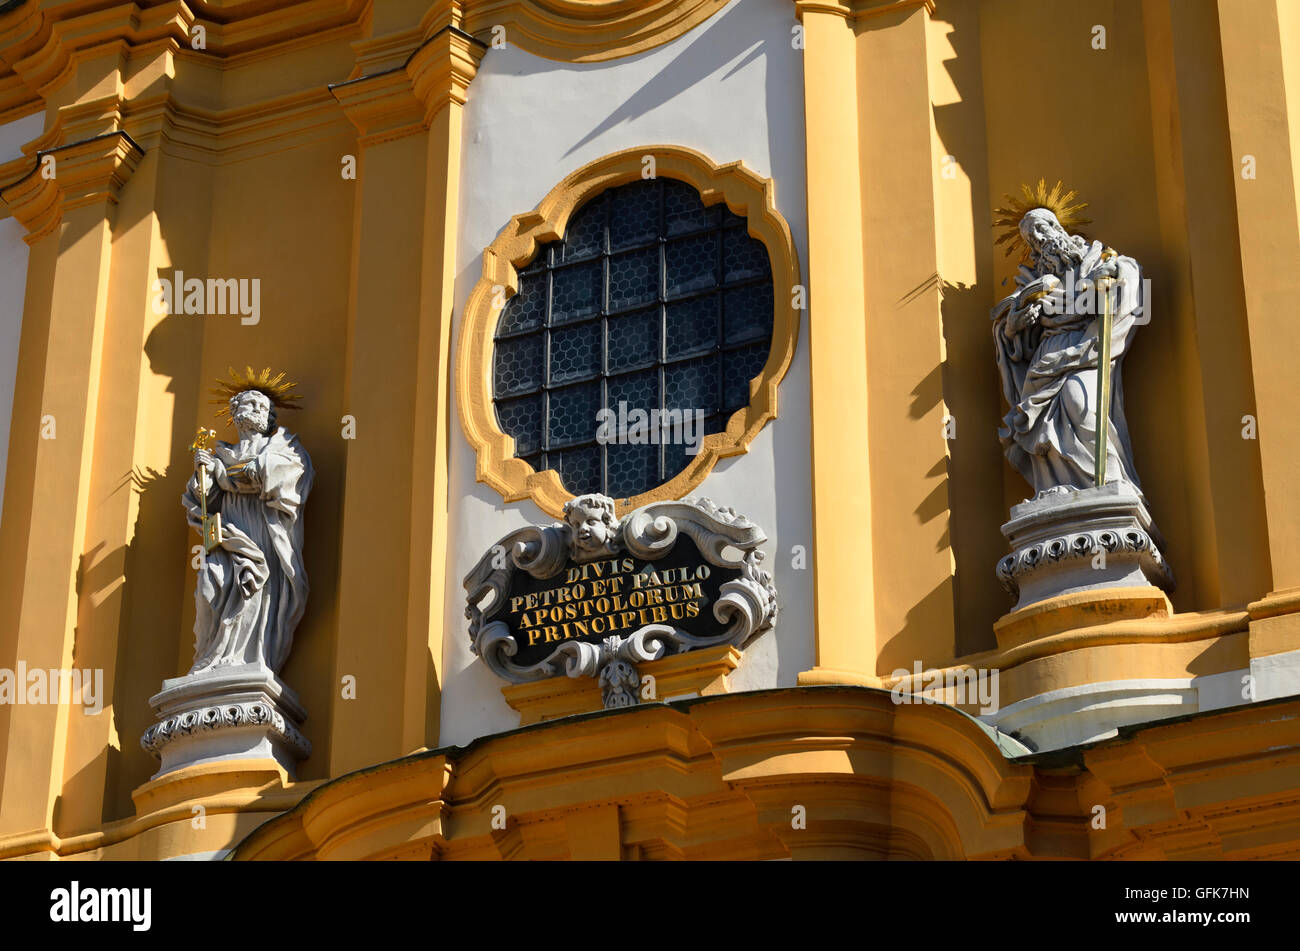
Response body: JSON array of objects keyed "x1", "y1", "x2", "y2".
[
  {"x1": 182, "y1": 427, "x2": 312, "y2": 674},
  {"x1": 991, "y1": 240, "x2": 1145, "y2": 497}
]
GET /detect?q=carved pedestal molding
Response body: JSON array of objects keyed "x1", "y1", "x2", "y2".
[
  {"x1": 997, "y1": 484, "x2": 1174, "y2": 610},
  {"x1": 141, "y1": 665, "x2": 310, "y2": 779},
  {"x1": 465, "y1": 496, "x2": 778, "y2": 710}
]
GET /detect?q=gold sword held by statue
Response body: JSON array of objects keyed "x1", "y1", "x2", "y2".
[
  {"x1": 189, "y1": 426, "x2": 221, "y2": 552},
  {"x1": 1094, "y1": 248, "x2": 1118, "y2": 487}
]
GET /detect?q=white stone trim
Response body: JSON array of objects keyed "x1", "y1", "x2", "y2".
[
  {"x1": 1251, "y1": 647, "x2": 1300, "y2": 702},
  {"x1": 978, "y1": 648, "x2": 1300, "y2": 752}
]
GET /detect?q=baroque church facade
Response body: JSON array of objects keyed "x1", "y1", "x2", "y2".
[{"x1": 0, "y1": 0, "x2": 1298, "y2": 860}]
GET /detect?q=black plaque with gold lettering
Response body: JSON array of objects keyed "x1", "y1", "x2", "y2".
[
  {"x1": 502, "y1": 535, "x2": 739, "y2": 668},
  {"x1": 465, "y1": 495, "x2": 778, "y2": 708}
]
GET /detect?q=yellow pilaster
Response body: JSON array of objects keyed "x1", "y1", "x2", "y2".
[
  {"x1": 795, "y1": 0, "x2": 946, "y2": 682},
  {"x1": 854, "y1": 0, "x2": 954, "y2": 673},
  {"x1": 0, "y1": 122, "x2": 142, "y2": 836},
  {"x1": 1138, "y1": 0, "x2": 1272, "y2": 611},
  {"x1": 328, "y1": 23, "x2": 485, "y2": 774},
  {"x1": 794, "y1": 1, "x2": 877, "y2": 685},
  {"x1": 1217, "y1": 0, "x2": 1300, "y2": 594}
]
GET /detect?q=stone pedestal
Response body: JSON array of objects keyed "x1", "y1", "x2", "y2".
[
  {"x1": 140, "y1": 664, "x2": 310, "y2": 779},
  {"x1": 996, "y1": 484, "x2": 1174, "y2": 611}
]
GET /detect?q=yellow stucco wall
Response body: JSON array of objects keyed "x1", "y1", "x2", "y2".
[{"x1": 0, "y1": 0, "x2": 1296, "y2": 860}]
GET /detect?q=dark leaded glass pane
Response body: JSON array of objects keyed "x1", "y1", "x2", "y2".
[
  {"x1": 606, "y1": 368, "x2": 658, "y2": 418},
  {"x1": 723, "y1": 282, "x2": 774, "y2": 345},
  {"x1": 491, "y1": 177, "x2": 776, "y2": 500},
  {"x1": 549, "y1": 320, "x2": 601, "y2": 385},
  {"x1": 662, "y1": 425, "x2": 695, "y2": 484},
  {"x1": 559, "y1": 194, "x2": 606, "y2": 262},
  {"x1": 608, "y1": 180, "x2": 660, "y2": 251},
  {"x1": 665, "y1": 179, "x2": 718, "y2": 236},
  {"x1": 607, "y1": 443, "x2": 659, "y2": 500},
  {"x1": 665, "y1": 231, "x2": 718, "y2": 299},
  {"x1": 608, "y1": 308, "x2": 659, "y2": 373},
  {"x1": 497, "y1": 271, "x2": 546, "y2": 336},
  {"x1": 723, "y1": 226, "x2": 769, "y2": 282},
  {"x1": 665, "y1": 294, "x2": 718, "y2": 359},
  {"x1": 554, "y1": 444, "x2": 602, "y2": 494},
  {"x1": 723, "y1": 344, "x2": 769, "y2": 411},
  {"x1": 550, "y1": 259, "x2": 601, "y2": 324},
  {"x1": 548, "y1": 381, "x2": 601, "y2": 448},
  {"x1": 719, "y1": 205, "x2": 747, "y2": 229},
  {"x1": 496, "y1": 394, "x2": 543, "y2": 456},
  {"x1": 608, "y1": 246, "x2": 658, "y2": 311},
  {"x1": 665, "y1": 356, "x2": 719, "y2": 416},
  {"x1": 493, "y1": 334, "x2": 544, "y2": 397}
]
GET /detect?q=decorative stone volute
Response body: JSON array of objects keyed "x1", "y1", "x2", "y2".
[{"x1": 464, "y1": 495, "x2": 778, "y2": 709}]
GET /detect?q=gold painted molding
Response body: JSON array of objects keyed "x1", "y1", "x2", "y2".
[
  {"x1": 463, "y1": 0, "x2": 728, "y2": 63},
  {"x1": 456, "y1": 144, "x2": 801, "y2": 518},
  {"x1": 229, "y1": 688, "x2": 1300, "y2": 860},
  {"x1": 501, "y1": 644, "x2": 741, "y2": 723}
]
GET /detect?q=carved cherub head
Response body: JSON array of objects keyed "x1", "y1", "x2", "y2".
[{"x1": 563, "y1": 494, "x2": 619, "y2": 560}]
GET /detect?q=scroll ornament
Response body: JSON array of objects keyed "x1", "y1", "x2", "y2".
[{"x1": 464, "y1": 495, "x2": 778, "y2": 709}]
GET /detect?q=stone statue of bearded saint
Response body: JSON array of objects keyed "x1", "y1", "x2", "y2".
[
  {"x1": 990, "y1": 203, "x2": 1146, "y2": 498},
  {"x1": 183, "y1": 374, "x2": 313, "y2": 675}
]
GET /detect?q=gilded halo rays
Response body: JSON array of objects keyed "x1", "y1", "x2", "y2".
[
  {"x1": 209, "y1": 366, "x2": 304, "y2": 420},
  {"x1": 993, "y1": 179, "x2": 1091, "y2": 263}
]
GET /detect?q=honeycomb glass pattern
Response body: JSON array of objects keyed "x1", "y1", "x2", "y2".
[{"x1": 492, "y1": 178, "x2": 776, "y2": 498}]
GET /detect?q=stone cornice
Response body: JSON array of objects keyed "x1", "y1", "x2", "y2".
[
  {"x1": 461, "y1": 0, "x2": 727, "y2": 64},
  {"x1": 0, "y1": 0, "x2": 369, "y2": 119},
  {"x1": 330, "y1": 26, "x2": 486, "y2": 148},
  {"x1": 226, "y1": 688, "x2": 1300, "y2": 860},
  {"x1": 408, "y1": 26, "x2": 483, "y2": 115},
  {"x1": 232, "y1": 688, "x2": 1030, "y2": 860},
  {"x1": 1, "y1": 1, "x2": 733, "y2": 121},
  {"x1": 793, "y1": 0, "x2": 935, "y2": 21},
  {"x1": 0, "y1": 126, "x2": 142, "y2": 243}
]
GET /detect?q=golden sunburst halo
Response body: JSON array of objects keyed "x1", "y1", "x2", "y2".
[
  {"x1": 992, "y1": 179, "x2": 1091, "y2": 263},
  {"x1": 210, "y1": 366, "x2": 304, "y2": 419}
]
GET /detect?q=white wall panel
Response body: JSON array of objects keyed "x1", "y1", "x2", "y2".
[{"x1": 442, "y1": 0, "x2": 812, "y2": 746}]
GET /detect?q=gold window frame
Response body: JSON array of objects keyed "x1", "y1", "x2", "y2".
[{"x1": 456, "y1": 145, "x2": 801, "y2": 517}]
